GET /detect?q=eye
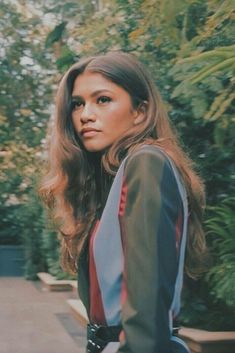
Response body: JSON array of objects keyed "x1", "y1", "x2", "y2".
[
  {"x1": 71, "y1": 99, "x2": 84, "y2": 111},
  {"x1": 97, "y1": 96, "x2": 112, "y2": 104}
]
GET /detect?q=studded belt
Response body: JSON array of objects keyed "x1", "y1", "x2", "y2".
[{"x1": 87, "y1": 323, "x2": 122, "y2": 353}]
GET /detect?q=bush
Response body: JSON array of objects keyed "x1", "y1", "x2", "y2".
[
  {"x1": 180, "y1": 198, "x2": 235, "y2": 331},
  {"x1": 205, "y1": 198, "x2": 235, "y2": 308},
  {"x1": 20, "y1": 181, "x2": 73, "y2": 280}
]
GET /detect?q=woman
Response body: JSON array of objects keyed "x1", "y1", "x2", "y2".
[{"x1": 40, "y1": 51, "x2": 206, "y2": 353}]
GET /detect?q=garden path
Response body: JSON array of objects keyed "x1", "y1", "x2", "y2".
[{"x1": 0, "y1": 277, "x2": 86, "y2": 353}]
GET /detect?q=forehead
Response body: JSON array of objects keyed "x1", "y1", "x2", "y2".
[{"x1": 72, "y1": 71, "x2": 125, "y2": 96}]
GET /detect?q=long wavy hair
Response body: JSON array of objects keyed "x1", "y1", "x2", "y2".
[{"x1": 40, "y1": 51, "x2": 206, "y2": 277}]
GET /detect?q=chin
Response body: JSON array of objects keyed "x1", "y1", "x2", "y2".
[
  {"x1": 83, "y1": 143, "x2": 107, "y2": 153},
  {"x1": 81, "y1": 137, "x2": 114, "y2": 153}
]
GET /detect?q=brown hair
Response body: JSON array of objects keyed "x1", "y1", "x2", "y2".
[{"x1": 40, "y1": 51, "x2": 206, "y2": 277}]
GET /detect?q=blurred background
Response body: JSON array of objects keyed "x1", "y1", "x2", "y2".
[{"x1": 0, "y1": 0, "x2": 234, "y2": 332}]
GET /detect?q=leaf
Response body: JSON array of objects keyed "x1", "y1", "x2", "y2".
[
  {"x1": 191, "y1": 96, "x2": 208, "y2": 119},
  {"x1": 208, "y1": 90, "x2": 235, "y2": 121},
  {"x1": 177, "y1": 46, "x2": 235, "y2": 64},
  {"x1": 190, "y1": 57, "x2": 235, "y2": 84},
  {"x1": 19, "y1": 108, "x2": 32, "y2": 117},
  {"x1": 205, "y1": 85, "x2": 235, "y2": 121},
  {"x1": 45, "y1": 21, "x2": 67, "y2": 48},
  {"x1": 128, "y1": 27, "x2": 145, "y2": 41},
  {"x1": 193, "y1": 0, "x2": 235, "y2": 46},
  {"x1": 171, "y1": 80, "x2": 199, "y2": 99},
  {"x1": 202, "y1": 76, "x2": 223, "y2": 92}
]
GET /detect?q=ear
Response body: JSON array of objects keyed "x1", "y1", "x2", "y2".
[{"x1": 133, "y1": 101, "x2": 148, "y2": 125}]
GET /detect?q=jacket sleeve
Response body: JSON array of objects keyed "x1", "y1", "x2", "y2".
[{"x1": 117, "y1": 148, "x2": 183, "y2": 353}]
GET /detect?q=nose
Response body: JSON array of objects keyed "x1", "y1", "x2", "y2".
[{"x1": 80, "y1": 104, "x2": 96, "y2": 123}]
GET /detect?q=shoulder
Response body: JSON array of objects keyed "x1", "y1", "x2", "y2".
[
  {"x1": 124, "y1": 145, "x2": 171, "y2": 175},
  {"x1": 122, "y1": 145, "x2": 182, "y2": 196}
]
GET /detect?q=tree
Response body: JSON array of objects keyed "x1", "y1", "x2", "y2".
[{"x1": 1, "y1": 0, "x2": 234, "y2": 329}]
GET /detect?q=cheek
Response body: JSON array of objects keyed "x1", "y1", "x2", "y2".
[
  {"x1": 108, "y1": 104, "x2": 134, "y2": 123},
  {"x1": 72, "y1": 115, "x2": 80, "y2": 131}
]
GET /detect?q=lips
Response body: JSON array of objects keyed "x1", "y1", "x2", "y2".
[{"x1": 81, "y1": 127, "x2": 100, "y2": 137}]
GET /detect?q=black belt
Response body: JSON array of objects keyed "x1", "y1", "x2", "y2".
[
  {"x1": 87, "y1": 322, "x2": 180, "y2": 353},
  {"x1": 87, "y1": 323, "x2": 122, "y2": 353}
]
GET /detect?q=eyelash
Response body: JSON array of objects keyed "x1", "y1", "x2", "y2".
[
  {"x1": 71, "y1": 101, "x2": 83, "y2": 110},
  {"x1": 71, "y1": 96, "x2": 112, "y2": 111},
  {"x1": 97, "y1": 96, "x2": 112, "y2": 104}
]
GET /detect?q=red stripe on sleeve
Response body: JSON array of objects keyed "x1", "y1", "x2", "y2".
[
  {"x1": 89, "y1": 220, "x2": 107, "y2": 325},
  {"x1": 175, "y1": 208, "x2": 183, "y2": 253},
  {"x1": 119, "y1": 178, "x2": 128, "y2": 217},
  {"x1": 119, "y1": 179, "x2": 128, "y2": 307}
]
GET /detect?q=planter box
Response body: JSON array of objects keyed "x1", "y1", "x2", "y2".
[
  {"x1": 67, "y1": 299, "x2": 89, "y2": 327},
  {"x1": 0, "y1": 245, "x2": 25, "y2": 276},
  {"x1": 178, "y1": 327, "x2": 235, "y2": 353},
  {"x1": 37, "y1": 272, "x2": 77, "y2": 292}
]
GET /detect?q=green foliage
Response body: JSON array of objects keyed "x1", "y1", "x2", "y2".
[
  {"x1": 170, "y1": 0, "x2": 235, "y2": 162},
  {"x1": 18, "y1": 179, "x2": 71, "y2": 279},
  {"x1": 45, "y1": 21, "x2": 67, "y2": 48},
  {"x1": 55, "y1": 45, "x2": 77, "y2": 72},
  {"x1": 19, "y1": 186, "x2": 47, "y2": 280},
  {"x1": 205, "y1": 198, "x2": 235, "y2": 307},
  {"x1": 41, "y1": 220, "x2": 75, "y2": 279},
  {"x1": 0, "y1": 205, "x2": 23, "y2": 245},
  {"x1": 171, "y1": 45, "x2": 235, "y2": 123},
  {"x1": 180, "y1": 280, "x2": 235, "y2": 331},
  {"x1": 41, "y1": 226, "x2": 61, "y2": 277},
  {"x1": 180, "y1": 198, "x2": 235, "y2": 331},
  {"x1": 0, "y1": 0, "x2": 234, "y2": 329}
]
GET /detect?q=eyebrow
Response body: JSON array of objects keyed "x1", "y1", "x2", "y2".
[{"x1": 71, "y1": 89, "x2": 113, "y2": 99}]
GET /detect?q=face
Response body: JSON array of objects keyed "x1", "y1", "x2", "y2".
[{"x1": 71, "y1": 71, "x2": 141, "y2": 152}]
